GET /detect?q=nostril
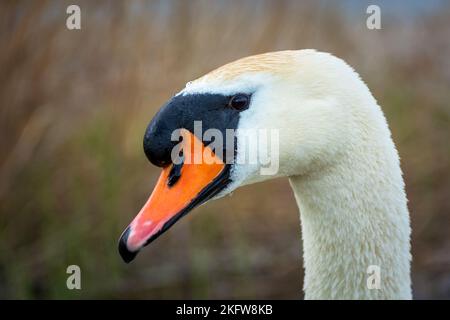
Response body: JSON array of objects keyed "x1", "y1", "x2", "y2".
[{"x1": 167, "y1": 160, "x2": 183, "y2": 187}]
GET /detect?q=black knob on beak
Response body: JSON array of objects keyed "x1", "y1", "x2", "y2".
[{"x1": 143, "y1": 97, "x2": 183, "y2": 167}]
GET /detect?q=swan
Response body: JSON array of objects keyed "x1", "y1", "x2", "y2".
[{"x1": 118, "y1": 49, "x2": 412, "y2": 300}]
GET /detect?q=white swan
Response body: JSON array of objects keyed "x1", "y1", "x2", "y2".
[{"x1": 119, "y1": 49, "x2": 412, "y2": 300}]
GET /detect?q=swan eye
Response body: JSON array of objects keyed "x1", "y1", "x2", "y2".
[{"x1": 229, "y1": 94, "x2": 250, "y2": 111}]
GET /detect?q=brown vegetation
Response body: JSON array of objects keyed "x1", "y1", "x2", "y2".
[{"x1": 0, "y1": 0, "x2": 449, "y2": 299}]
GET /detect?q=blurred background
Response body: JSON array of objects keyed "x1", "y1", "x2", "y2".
[{"x1": 1, "y1": 0, "x2": 449, "y2": 299}]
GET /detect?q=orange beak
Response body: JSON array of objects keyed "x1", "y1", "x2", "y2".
[{"x1": 119, "y1": 129, "x2": 229, "y2": 262}]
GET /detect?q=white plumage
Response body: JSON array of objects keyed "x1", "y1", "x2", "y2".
[{"x1": 182, "y1": 49, "x2": 412, "y2": 299}]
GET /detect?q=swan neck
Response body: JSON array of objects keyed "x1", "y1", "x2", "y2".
[{"x1": 289, "y1": 146, "x2": 412, "y2": 299}]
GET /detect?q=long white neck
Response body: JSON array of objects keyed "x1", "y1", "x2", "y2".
[{"x1": 289, "y1": 124, "x2": 412, "y2": 299}]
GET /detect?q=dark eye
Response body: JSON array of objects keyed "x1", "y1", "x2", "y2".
[{"x1": 229, "y1": 94, "x2": 250, "y2": 111}]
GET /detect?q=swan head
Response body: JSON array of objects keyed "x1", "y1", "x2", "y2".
[{"x1": 119, "y1": 49, "x2": 375, "y2": 262}]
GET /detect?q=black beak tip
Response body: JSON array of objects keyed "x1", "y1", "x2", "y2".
[{"x1": 118, "y1": 226, "x2": 138, "y2": 263}]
